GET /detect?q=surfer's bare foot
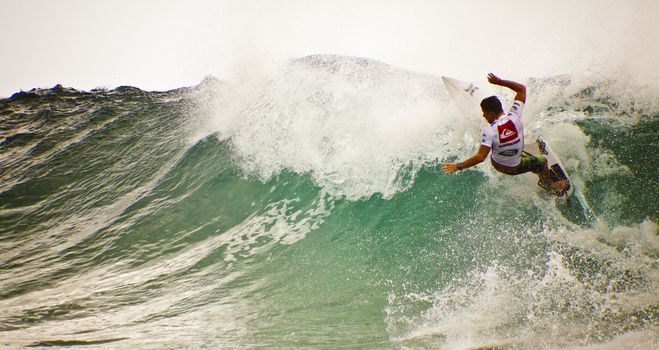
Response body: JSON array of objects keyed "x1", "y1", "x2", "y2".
[
  {"x1": 537, "y1": 171, "x2": 569, "y2": 196},
  {"x1": 537, "y1": 170, "x2": 552, "y2": 192},
  {"x1": 550, "y1": 179, "x2": 570, "y2": 196}
]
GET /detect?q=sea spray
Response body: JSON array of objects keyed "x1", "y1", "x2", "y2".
[{"x1": 1, "y1": 55, "x2": 656, "y2": 349}]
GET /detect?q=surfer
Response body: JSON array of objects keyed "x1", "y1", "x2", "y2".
[{"x1": 441, "y1": 73, "x2": 568, "y2": 194}]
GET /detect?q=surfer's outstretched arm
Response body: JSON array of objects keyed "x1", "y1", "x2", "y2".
[
  {"x1": 442, "y1": 145, "x2": 491, "y2": 173},
  {"x1": 487, "y1": 73, "x2": 526, "y2": 103}
]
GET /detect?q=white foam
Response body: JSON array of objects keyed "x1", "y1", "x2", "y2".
[
  {"x1": 189, "y1": 54, "x2": 658, "y2": 201},
  {"x1": 223, "y1": 192, "x2": 334, "y2": 261},
  {"x1": 386, "y1": 218, "x2": 658, "y2": 349},
  {"x1": 192, "y1": 58, "x2": 486, "y2": 199}
]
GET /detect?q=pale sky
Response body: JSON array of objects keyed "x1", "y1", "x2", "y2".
[{"x1": 1, "y1": 0, "x2": 657, "y2": 96}]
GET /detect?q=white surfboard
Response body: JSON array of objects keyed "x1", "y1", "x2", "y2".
[{"x1": 441, "y1": 76, "x2": 574, "y2": 198}]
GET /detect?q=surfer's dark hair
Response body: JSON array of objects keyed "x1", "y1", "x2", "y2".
[{"x1": 481, "y1": 96, "x2": 503, "y2": 114}]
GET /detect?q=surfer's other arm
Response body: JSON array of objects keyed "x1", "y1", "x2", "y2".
[
  {"x1": 487, "y1": 73, "x2": 526, "y2": 103},
  {"x1": 442, "y1": 145, "x2": 491, "y2": 173}
]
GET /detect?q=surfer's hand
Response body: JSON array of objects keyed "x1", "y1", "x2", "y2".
[
  {"x1": 441, "y1": 163, "x2": 459, "y2": 173},
  {"x1": 487, "y1": 73, "x2": 501, "y2": 85}
]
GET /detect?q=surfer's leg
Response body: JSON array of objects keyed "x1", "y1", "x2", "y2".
[
  {"x1": 519, "y1": 152, "x2": 552, "y2": 190},
  {"x1": 533, "y1": 157, "x2": 569, "y2": 195},
  {"x1": 521, "y1": 152, "x2": 570, "y2": 195},
  {"x1": 519, "y1": 152, "x2": 547, "y2": 174}
]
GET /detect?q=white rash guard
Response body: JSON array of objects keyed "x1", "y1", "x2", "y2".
[{"x1": 481, "y1": 100, "x2": 525, "y2": 167}]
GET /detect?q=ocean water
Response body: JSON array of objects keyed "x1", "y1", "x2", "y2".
[{"x1": 1, "y1": 55, "x2": 657, "y2": 349}]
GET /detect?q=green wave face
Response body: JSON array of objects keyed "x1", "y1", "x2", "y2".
[{"x1": 1, "y1": 57, "x2": 657, "y2": 349}]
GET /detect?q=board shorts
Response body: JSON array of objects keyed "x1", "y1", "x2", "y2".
[
  {"x1": 518, "y1": 152, "x2": 547, "y2": 174},
  {"x1": 492, "y1": 151, "x2": 547, "y2": 175}
]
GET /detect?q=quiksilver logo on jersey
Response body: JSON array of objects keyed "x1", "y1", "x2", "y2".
[
  {"x1": 501, "y1": 129, "x2": 515, "y2": 138},
  {"x1": 497, "y1": 119, "x2": 518, "y2": 143}
]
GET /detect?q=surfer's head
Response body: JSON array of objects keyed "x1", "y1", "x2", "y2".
[
  {"x1": 481, "y1": 96, "x2": 503, "y2": 114},
  {"x1": 481, "y1": 96, "x2": 503, "y2": 122}
]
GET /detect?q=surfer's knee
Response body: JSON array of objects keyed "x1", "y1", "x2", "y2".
[
  {"x1": 531, "y1": 156, "x2": 548, "y2": 174},
  {"x1": 523, "y1": 154, "x2": 547, "y2": 174}
]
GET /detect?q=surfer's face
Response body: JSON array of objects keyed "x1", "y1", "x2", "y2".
[{"x1": 482, "y1": 109, "x2": 497, "y2": 123}]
